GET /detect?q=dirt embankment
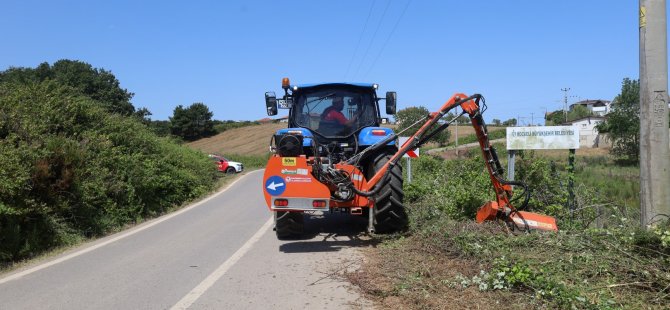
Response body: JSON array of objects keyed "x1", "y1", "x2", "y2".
[
  {"x1": 187, "y1": 123, "x2": 285, "y2": 156},
  {"x1": 187, "y1": 123, "x2": 506, "y2": 156}
]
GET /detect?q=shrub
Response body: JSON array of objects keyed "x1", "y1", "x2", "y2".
[{"x1": 0, "y1": 81, "x2": 217, "y2": 264}]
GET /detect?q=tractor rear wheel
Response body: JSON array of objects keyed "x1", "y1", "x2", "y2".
[
  {"x1": 275, "y1": 211, "x2": 304, "y2": 239},
  {"x1": 367, "y1": 153, "x2": 408, "y2": 233}
]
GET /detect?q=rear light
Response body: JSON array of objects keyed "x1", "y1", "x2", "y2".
[
  {"x1": 371, "y1": 129, "x2": 387, "y2": 136},
  {"x1": 312, "y1": 200, "x2": 326, "y2": 208},
  {"x1": 274, "y1": 199, "x2": 289, "y2": 207}
]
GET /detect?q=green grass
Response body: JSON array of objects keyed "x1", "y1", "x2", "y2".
[
  {"x1": 221, "y1": 154, "x2": 270, "y2": 170},
  {"x1": 574, "y1": 157, "x2": 639, "y2": 208},
  {"x1": 446, "y1": 127, "x2": 506, "y2": 147}
]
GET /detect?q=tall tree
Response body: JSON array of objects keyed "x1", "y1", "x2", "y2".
[
  {"x1": 0, "y1": 60, "x2": 135, "y2": 115},
  {"x1": 545, "y1": 110, "x2": 565, "y2": 125},
  {"x1": 170, "y1": 102, "x2": 216, "y2": 141},
  {"x1": 395, "y1": 106, "x2": 450, "y2": 146},
  {"x1": 502, "y1": 118, "x2": 517, "y2": 126},
  {"x1": 567, "y1": 105, "x2": 593, "y2": 121},
  {"x1": 596, "y1": 78, "x2": 640, "y2": 162}
]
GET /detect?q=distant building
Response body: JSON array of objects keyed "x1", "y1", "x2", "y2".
[
  {"x1": 258, "y1": 117, "x2": 273, "y2": 124},
  {"x1": 563, "y1": 116, "x2": 607, "y2": 148},
  {"x1": 569, "y1": 99, "x2": 611, "y2": 116},
  {"x1": 278, "y1": 116, "x2": 289, "y2": 123}
]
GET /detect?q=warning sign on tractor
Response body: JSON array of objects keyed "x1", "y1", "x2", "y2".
[{"x1": 281, "y1": 157, "x2": 297, "y2": 166}]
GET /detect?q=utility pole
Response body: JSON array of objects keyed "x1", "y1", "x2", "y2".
[
  {"x1": 530, "y1": 112, "x2": 534, "y2": 126},
  {"x1": 640, "y1": 0, "x2": 670, "y2": 228},
  {"x1": 561, "y1": 87, "x2": 571, "y2": 123}
]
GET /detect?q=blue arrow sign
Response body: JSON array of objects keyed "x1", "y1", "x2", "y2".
[{"x1": 265, "y1": 176, "x2": 286, "y2": 196}]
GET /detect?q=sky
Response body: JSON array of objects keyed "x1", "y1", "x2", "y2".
[{"x1": 0, "y1": 1, "x2": 653, "y2": 125}]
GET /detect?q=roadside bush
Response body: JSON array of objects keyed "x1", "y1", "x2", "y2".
[
  {"x1": 405, "y1": 150, "x2": 643, "y2": 232},
  {"x1": 0, "y1": 81, "x2": 217, "y2": 264},
  {"x1": 393, "y1": 150, "x2": 668, "y2": 308},
  {"x1": 405, "y1": 155, "x2": 491, "y2": 221}
]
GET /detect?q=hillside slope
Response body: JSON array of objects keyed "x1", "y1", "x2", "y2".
[
  {"x1": 187, "y1": 122, "x2": 504, "y2": 156},
  {"x1": 187, "y1": 123, "x2": 285, "y2": 156}
]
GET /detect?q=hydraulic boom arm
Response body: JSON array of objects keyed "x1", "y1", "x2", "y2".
[{"x1": 359, "y1": 93, "x2": 558, "y2": 231}]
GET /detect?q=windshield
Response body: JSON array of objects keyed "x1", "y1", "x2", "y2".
[{"x1": 292, "y1": 89, "x2": 377, "y2": 137}]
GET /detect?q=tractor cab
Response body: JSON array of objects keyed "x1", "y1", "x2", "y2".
[
  {"x1": 265, "y1": 79, "x2": 397, "y2": 158},
  {"x1": 291, "y1": 84, "x2": 379, "y2": 138}
]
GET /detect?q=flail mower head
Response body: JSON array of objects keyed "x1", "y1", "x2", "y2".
[{"x1": 476, "y1": 201, "x2": 558, "y2": 232}]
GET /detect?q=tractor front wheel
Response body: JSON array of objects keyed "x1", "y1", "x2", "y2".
[
  {"x1": 275, "y1": 211, "x2": 304, "y2": 239},
  {"x1": 368, "y1": 153, "x2": 408, "y2": 233}
]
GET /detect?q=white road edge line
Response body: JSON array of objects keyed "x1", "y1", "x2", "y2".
[
  {"x1": 0, "y1": 170, "x2": 264, "y2": 285},
  {"x1": 170, "y1": 217, "x2": 274, "y2": 310}
]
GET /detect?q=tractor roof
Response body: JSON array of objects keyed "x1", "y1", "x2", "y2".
[{"x1": 295, "y1": 82, "x2": 376, "y2": 89}]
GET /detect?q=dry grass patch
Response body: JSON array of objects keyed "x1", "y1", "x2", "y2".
[
  {"x1": 347, "y1": 232, "x2": 530, "y2": 310},
  {"x1": 187, "y1": 122, "x2": 284, "y2": 156}
]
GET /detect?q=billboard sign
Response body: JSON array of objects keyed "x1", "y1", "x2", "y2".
[{"x1": 506, "y1": 126, "x2": 580, "y2": 150}]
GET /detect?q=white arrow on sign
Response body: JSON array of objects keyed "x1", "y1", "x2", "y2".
[{"x1": 267, "y1": 181, "x2": 285, "y2": 191}]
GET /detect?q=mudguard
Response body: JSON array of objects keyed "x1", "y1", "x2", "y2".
[{"x1": 358, "y1": 127, "x2": 396, "y2": 146}]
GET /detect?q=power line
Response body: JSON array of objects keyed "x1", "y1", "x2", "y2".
[
  {"x1": 353, "y1": 0, "x2": 392, "y2": 80},
  {"x1": 344, "y1": 0, "x2": 376, "y2": 80},
  {"x1": 363, "y1": 0, "x2": 412, "y2": 79}
]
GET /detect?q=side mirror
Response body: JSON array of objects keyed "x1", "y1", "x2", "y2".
[
  {"x1": 265, "y1": 92, "x2": 278, "y2": 116},
  {"x1": 385, "y1": 91, "x2": 397, "y2": 115}
]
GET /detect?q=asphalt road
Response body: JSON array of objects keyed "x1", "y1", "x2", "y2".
[{"x1": 0, "y1": 170, "x2": 374, "y2": 309}]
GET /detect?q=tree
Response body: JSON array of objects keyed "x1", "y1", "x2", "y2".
[
  {"x1": 0, "y1": 60, "x2": 135, "y2": 115},
  {"x1": 149, "y1": 120, "x2": 172, "y2": 136},
  {"x1": 502, "y1": 118, "x2": 517, "y2": 127},
  {"x1": 395, "y1": 106, "x2": 450, "y2": 146},
  {"x1": 545, "y1": 110, "x2": 565, "y2": 125},
  {"x1": 491, "y1": 118, "x2": 501, "y2": 126},
  {"x1": 567, "y1": 105, "x2": 593, "y2": 122},
  {"x1": 134, "y1": 107, "x2": 152, "y2": 125},
  {"x1": 596, "y1": 78, "x2": 640, "y2": 162},
  {"x1": 545, "y1": 106, "x2": 594, "y2": 126},
  {"x1": 170, "y1": 102, "x2": 216, "y2": 141}
]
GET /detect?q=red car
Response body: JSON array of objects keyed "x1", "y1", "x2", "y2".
[{"x1": 208, "y1": 154, "x2": 244, "y2": 174}]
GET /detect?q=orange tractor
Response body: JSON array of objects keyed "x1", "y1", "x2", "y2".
[{"x1": 263, "y1": 78, "x2": 557, "y2": 238}]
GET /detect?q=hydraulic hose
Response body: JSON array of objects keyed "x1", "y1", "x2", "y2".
[
  {"x1": 500, "y1": 179, "x2": 531, "y2": 211},
  {"x1": 350, "y1": 168, "x2": 391, "y2": 197}
]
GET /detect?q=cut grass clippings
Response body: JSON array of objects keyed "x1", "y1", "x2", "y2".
[{"x1": 349, "y1": 153, "x2": 669, "y2": 309}]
